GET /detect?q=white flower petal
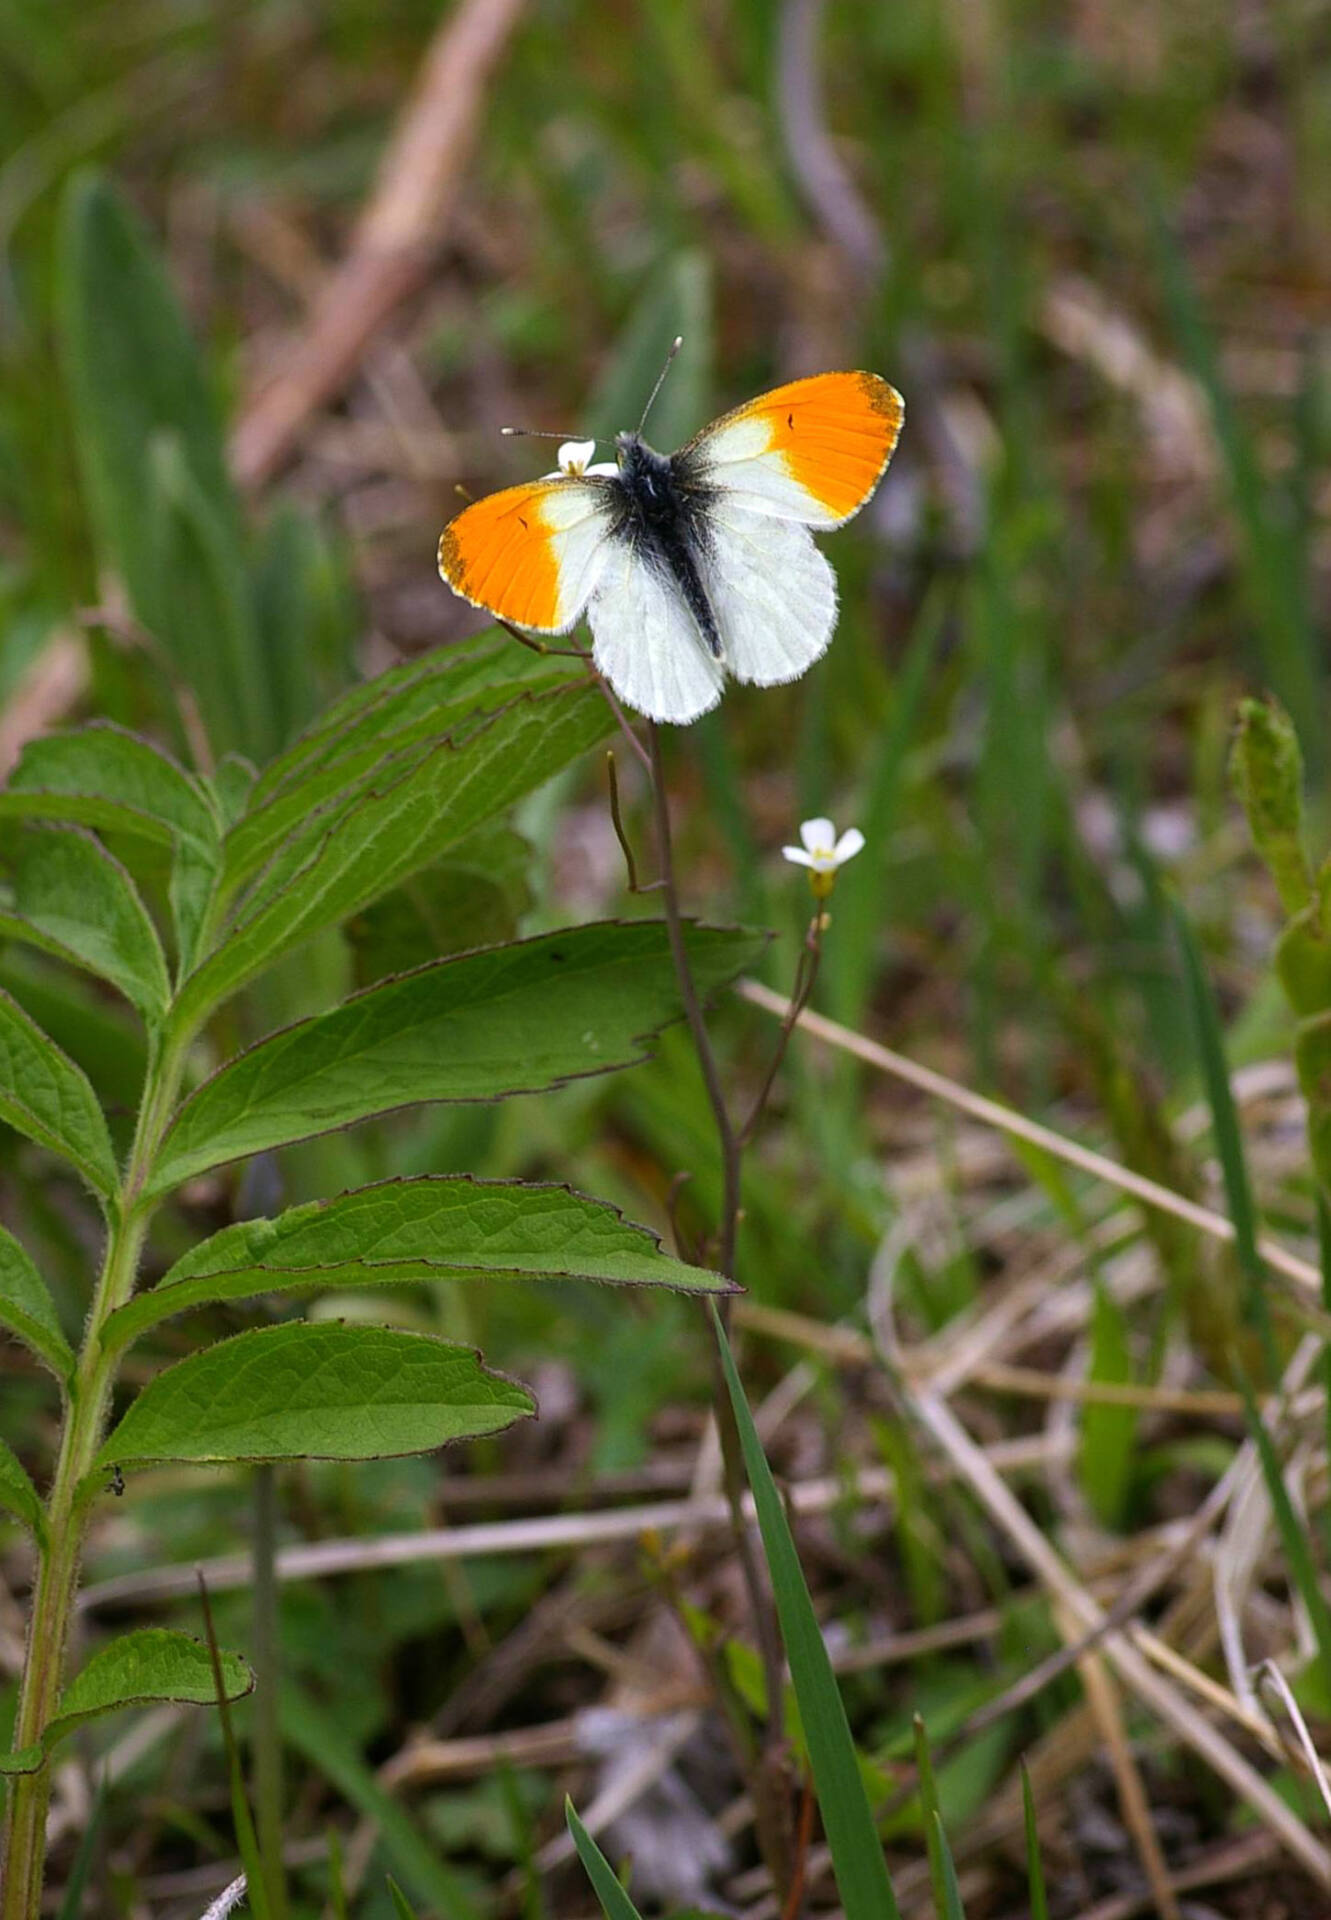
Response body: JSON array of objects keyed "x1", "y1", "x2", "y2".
[
  {"x1": 585, "y1": 461, "x2": 620, "y2": 476},
  {"x1": 800, "y1": 817, "x2": 835, "y2": 854},
  {"x1": 557, "y1": 438, "x2": 597, "y2": 474},
  {"x1": 834, "y1": 828, "x2": 865, "y2": 863},
  {"x1": 782, "y1": 846, "x2": 816, "y2": 867}
]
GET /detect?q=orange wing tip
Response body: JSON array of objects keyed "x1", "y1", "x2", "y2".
[
  {"x1": 436, "y1": 484, "x2": 566, "y2": 633},
  {"x1": 752, "y1": 372, "x2": 903, "y2": 522}
]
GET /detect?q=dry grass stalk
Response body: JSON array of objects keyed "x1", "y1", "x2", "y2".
[{"x1": 231, "y1": 0, "x2": 528, "y2": 488}]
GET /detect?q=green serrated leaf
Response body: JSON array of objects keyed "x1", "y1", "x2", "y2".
[
  {"x1": 0, "y1": 1223, "x2": 73, "y2": 1378},
  {"x1": 103, "y1": 1176, "x2": 731, "y2": 1352},
  {"x1": 12, "y1": 825, "x2": 169, "y2": 1020},
  {"x1": 1, "y1": 721, "x2": 217, "y2": 850},
  {"x1": 95, "y1": 1322, "x2": 534, "y2": 1471},
  {"x1": 57, "y1": 170, "x2": 239, "y2": 662},
  {"x1": 250, "y1": 636, "x2": 567, "y2": 810},
  {"x1": 176, "y1": 683, "x2": 613, "y2": 1026},
  {"x1": 0, "y1": 988, "x2": 118, "y2": 1198},
  {"x1": 0, "y1": 1629, "x2": 252, "y2": 1774},
  {"x1": 149, "y1": 921, "x2": 764, "y2": 1193},
  {"x1": 0, "y1": 1438, "x2": 44, "y2": 1542},
  {"x1": 226, "y1": 659, "x2": 573, "y2": 898}
]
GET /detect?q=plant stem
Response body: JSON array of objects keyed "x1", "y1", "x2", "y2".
[
  {"x1": 251, "y1": 1465, "x2": 288, "y2": 1919},
  {"x1": 1, "y1": 1030, "x2": 188, "y2": 1920},
  {"x1": 645, "y1": 721, "x2": 793, "y2": 1900}
]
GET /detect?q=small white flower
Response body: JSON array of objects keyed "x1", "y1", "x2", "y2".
[
  {"x1": 782, "y1": 817, "x2": 865, "y2": 875},
  {"x1": 544, "y1": 439, "x2": 619, "y2": 479}
]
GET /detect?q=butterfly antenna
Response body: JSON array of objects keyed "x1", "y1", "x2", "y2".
[
  {"x1": 637, "y1": 335, "x2": 684, "y2": 434},
  {"x1": 499, "y1": 426, "x2": 597, "y2": 440}
]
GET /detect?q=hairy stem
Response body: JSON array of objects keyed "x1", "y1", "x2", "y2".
[{"x1": 1, "y1": 1029, "x2": 188, "y2": 1920}]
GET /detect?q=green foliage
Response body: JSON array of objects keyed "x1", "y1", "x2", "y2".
[
  {"x1": 0, "y1": 1441, "x2": 43, "y2": 1543},
  {"x1": 711, "y1": 1307, "x2": 902, "y2": 1920},
  {"x1": 0, "y1": 987, "x2": 117, "y2": 1199},
  {"x1": 104, "y1": 1176, "x2": 729, "y2": 1352},
  {"x1": 149, "y1": 921, "x2": 763, "y2": 1192},
  {"x1": 1081, "y1": 1280, "x2": 1137, "y2": 1530},
  {"x1": 565, "y1": 1798, "x2": 645, "y2": 1920},
  {"x1": 282, "y1": 1689, "x2": 481, "y2": 1918},
  {"x1": 10, "y1": 826, "x2": 169, "y2": 1020},
  {"x1": 94, "y1": 1323, "x2": 535, "y2": 1472},
  {"x1": 0, "y1": 1226, "x2": 73, "y2": 1380},
  {"x1": 0, "y1": 1631, "x2": 252, "y2": 1775},
  {"x1": 176, "y1": 683, "x2": 614, "y2": 1024}
]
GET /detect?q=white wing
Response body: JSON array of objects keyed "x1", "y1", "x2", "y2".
[
  {"x1": 700, "y1": 505, "x2": 837, "y2": 686},
  {"x1": 587, "y1": 546, "x2": 725, "y2": 726}
]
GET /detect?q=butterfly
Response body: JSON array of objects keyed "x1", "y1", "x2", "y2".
[{"x1": 437, "y1": 354, "x2": 903, "y2": 726}]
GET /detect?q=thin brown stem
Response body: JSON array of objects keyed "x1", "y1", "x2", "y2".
[
  {"x1": 644, "y1": 719, "x2": 792, "y2": 1899},
  {"x1": 737, "y1": 915, "x2": 823, "y2": 1149},
  {"x1": 605, "y1": 751, "x2": 663, "y2": 894},
  {"x1": 646, "y1": 722, "x2": 743, "y2": 1275}
]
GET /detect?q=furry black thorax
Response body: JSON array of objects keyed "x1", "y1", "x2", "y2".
[{"x1": 607, "y1": 433, "x2": 723, "y2": 657}]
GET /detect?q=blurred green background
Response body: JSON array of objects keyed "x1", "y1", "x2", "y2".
[{"x1": 2, "y1": 0, "x2": 1330, "y2": 1911}]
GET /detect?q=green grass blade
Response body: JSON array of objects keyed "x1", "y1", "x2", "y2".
[
  {"x1": 54, "y1": 1776, "x2": 105, "y2": 1920},
  {"x1": 1171, "y1": 896, "x2": 1276, "y2": 1376},
  {"x1": 932, "y1": 1811, "x2": 967, "y2": 1920},
  {"x1": 386, "y1": 1880, "x2": 421, "y2": 1920},
  {"x1": 198, "y1": 1576, "x2": 272, "y2": 1920},
  {"x1": 1021, "y1": 1763, "x2": 1049, "y2": 1920},
  {"x1": 565, "y1": 1798, "x2": 645, "y2": 1920},
  {"x1": 711, "y1": 1305, "x2": 902, "y2": 1920},
  {"x1": 1237, "y1": 1367, "x2": 1331, "y2": 1702},
  {"x1": 281, "y1": 1687, "x2": 480, "y2": 1919},
  {"x1": 913, "y1": 1717, "x2": 948, "y2": 1917}
]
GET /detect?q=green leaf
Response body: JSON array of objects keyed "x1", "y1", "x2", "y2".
[
  {"x1": 1021, "y1": 1764, "x2": 1049, "y2": 1920},
  {"x1": 0, "y1": 1629, "x2": 253, "y2": 1774},
  {"x1": 0, "y1": 1223, "x2": 73, "y2": 1378},
  {"x1": 251, "y1": 503, "x2": 358, "y2": 751},
  {"x1": 149, "y1": 921, "x2": 763, "y2": 1193},
  {"x1": 176, "y1": 682, "x2": 613, "y2": 1025},
  {"x1": 0, "y1": 1438, "x2": 44, "y2": 1542},
  {"x1": 94, "y1": 1322, "x2": 534, "y2": 1472},
  {"x1": 0, "y1": 989, "x2": 118, "y2": 1198},
  {"x1": 1172, "y1": 898, "x2": 1275, "y2": 1374},
  {"x1": 103, "y1": 1176, "x2": 732, "y2": 1352},
  {"x1": 386, "y1": 1882, "x2": 420, "y2": 1920},
  {"x1": 57, "y1": 171, "x2": 239, "y2": 656},
  {"x1": 1080, "y1": 1280, "x2": 1137, "y2": 1531},
  {"x1": 228, "y1": 651, "x2": 573, "y2": 896},
  {"x1": 247, "y1": 635, "x2": 553, "y2": 808},
  {"x1": 11, "y1": 826, "x2": 169, "y2": 1020},
  {"x1": 0, "y1": 722, "x2": 217, "y2": 851},
  {"x1": 565, "y1": 1797, "x2": 645, "y2": 1920},
  {"x1": 169, "y1": 838, "x2": 222, "y2": 978},
  {"x1": 712, "y1": 1307, "x2": 902, "y2": 1920},
  {"x1": 147, "y1": 433, "x2": 271, "y2": 762},
  {"x1": 344, "y1": 828, "x2": 531, "y2": 984}
]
